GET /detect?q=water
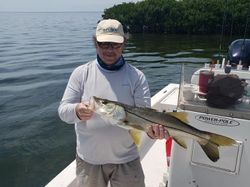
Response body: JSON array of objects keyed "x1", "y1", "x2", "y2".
[{"x1": 0, "y1": 12, "x2": 235, "y2": 187}]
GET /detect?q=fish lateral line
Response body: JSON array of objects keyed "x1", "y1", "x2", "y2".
[{"x1": 124, "y1": 109, "x2": 211, "y2": 141}]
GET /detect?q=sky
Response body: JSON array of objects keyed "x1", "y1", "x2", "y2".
[{"x1": 0, "y1": 0, "x2": 141, "y2": 12}]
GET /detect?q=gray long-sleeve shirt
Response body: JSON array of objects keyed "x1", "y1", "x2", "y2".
[{"x1": 58, "y1": 59, "x2": 150, "y2": 164}]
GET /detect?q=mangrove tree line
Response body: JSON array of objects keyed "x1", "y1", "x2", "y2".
[{"x1": 102, "y1": 0, "x2": 250, "y2": 35}]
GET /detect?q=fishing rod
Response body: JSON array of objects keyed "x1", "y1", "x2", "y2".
[
  {"x1": 243, "y1": 2, "x2": 250, "y2": 40},
  {"x1": 234, "y1": 1, "x2": 250, "y2": 67},
  {"x1": 240, "y1": 1, "x2": 250, "y2": 60},
  {"x1": 219, "y1": 0, "x2": 228, "y2": 56},
  {"x1": 225, "y1": 1, "x2": 250, "y2": 67}
]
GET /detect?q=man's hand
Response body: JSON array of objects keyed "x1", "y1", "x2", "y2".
[
  {"x1": 75, "y1": 101, "x2": 94, "y2": 120},
  {"x1": 147, "y1": 124, "x2": 169, "y2": 139}
]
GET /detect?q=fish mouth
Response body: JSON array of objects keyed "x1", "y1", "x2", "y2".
[
  {"x1": 92, "y1": 96, "x2": 121, "y2": 116},
  {"x1": 91, "y1": 96, "x2": 108, "y2": 111},
  {"x1": 89, "y1": 96, "x2": 99, "y2": 111}
]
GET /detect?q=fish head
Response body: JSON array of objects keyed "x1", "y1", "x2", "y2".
[
  {"x1": 92, "y1": 96, "x2": 126, "y2": 121},
  {"x1": 92, "y1": 97, "x2": 142, "y2": 145}
]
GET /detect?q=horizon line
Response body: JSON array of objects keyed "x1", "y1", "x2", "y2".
[{"x1": 0, "y1": 10, "x2": 104, "y2": 13}]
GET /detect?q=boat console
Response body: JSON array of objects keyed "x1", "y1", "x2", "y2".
[
  {"x1": 158, "y1": 63, "x2": 250, "y2": 187},
  {"x1": 180, "y1": 64, "x2": 250, "y2": 120}
]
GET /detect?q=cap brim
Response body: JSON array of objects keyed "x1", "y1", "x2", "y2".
[{"x1": 97, "y1": 35, "x2": 124, "y2": 43}]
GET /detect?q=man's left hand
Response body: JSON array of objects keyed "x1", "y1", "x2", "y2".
[{"x1": 147, "y1": 124, "x2": 169, "y2": 139}]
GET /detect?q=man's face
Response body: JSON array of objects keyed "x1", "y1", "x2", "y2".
[{"x1": 96, "y1": 42, "x2": 124, "y2": 65}]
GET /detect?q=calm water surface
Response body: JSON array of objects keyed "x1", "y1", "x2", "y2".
[{"x1": 0, "y1": 12, "x2": 236, "y2": 187}]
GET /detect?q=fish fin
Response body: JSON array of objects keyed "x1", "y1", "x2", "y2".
[
  {"x1": 117, "y1": 122, "x2": 132, "y2": 130},
  {"x1": 168, "y1": 112, "x2": 189, "y2": 124},
  {"x1": 129, "y1": 129, "x2": 142, "y2": 147},
  {"x1": 199, "y1": 142, "x2": 219, "y2": 162},
  {"x1": 209, "y1": 133, "x2": 237, "y2": 146},
  {"x1": 173, "y1": 136, "x2": 187, "y2": 149}
]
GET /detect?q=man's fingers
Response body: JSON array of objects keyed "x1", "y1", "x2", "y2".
[
  {"x1": 147, "y1": 124, "x2": 169, "y2": 140},
  {"x1": 78, "y1": 112, "x2": 93, "y2": 119},
  {"x1": 76, "y1": 102, "x2": 94, "y2": 120}
]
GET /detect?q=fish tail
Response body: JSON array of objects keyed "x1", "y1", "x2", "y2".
[
  {"x1": 199, "y1": 133, "x2": 237, "y2": 162},
  {"x1": 199, "y1": 141, "x2": 220, "y2": 162}
]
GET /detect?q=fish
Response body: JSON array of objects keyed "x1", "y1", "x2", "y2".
[{"x1": 91, "y1": 96, "x2": 237, "y2": 162}]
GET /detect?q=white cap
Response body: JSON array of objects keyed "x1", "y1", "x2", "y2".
[{"x1": 96, "y1": 19, "x2": 124, "y2": 43}]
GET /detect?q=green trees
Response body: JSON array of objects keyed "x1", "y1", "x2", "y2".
[{"x1": 102, "y1": 0, "x2": 250, "y2": 35}]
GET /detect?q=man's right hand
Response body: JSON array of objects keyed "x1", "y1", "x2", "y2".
[{"x1": 75, "y1": 101, "x2": 94, "y2": 120}]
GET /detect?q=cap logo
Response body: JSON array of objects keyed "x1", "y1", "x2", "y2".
[
  {"x1": 96, "y1": 19, "x2": 124, "y2": 43},
  {"x1": 103, "y1": 27, "x2": 118, "y2": 33}
]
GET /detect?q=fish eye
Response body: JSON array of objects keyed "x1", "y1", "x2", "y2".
[{"x1": 102, "y1": 100, "x2": 108, "y2": 104}]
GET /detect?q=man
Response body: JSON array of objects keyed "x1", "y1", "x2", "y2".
[{"x1": 58, "y1": 19, "x2": 168, "y2": 187}]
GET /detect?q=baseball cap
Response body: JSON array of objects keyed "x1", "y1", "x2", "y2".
[{"x1": 96, "y1": 19, "x2": 124, "y2": 43}]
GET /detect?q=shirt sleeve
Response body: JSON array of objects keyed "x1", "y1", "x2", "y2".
[
  {"x1": 134, "y1": 70, "x2": 151, "y2": 108},
  {"x1": 58, "y1": 66, "x2": 84, "y2": 124}
]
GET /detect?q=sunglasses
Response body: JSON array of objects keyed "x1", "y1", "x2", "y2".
[{"x1": 97, "y1": 42, "x2": 123, "y2": 49}]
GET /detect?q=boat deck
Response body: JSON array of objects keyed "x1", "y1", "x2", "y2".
[{"x1": 46, "y1": 138, "x2": 168, "y2": 187}]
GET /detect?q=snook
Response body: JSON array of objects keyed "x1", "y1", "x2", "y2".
[{"x1": 92, "y1": 96, "x2": 237, "y2": 162}]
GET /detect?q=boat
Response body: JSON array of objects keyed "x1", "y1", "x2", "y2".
[{"x1": 46, "y1": 45, "x2": 250, "y2": 187}]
